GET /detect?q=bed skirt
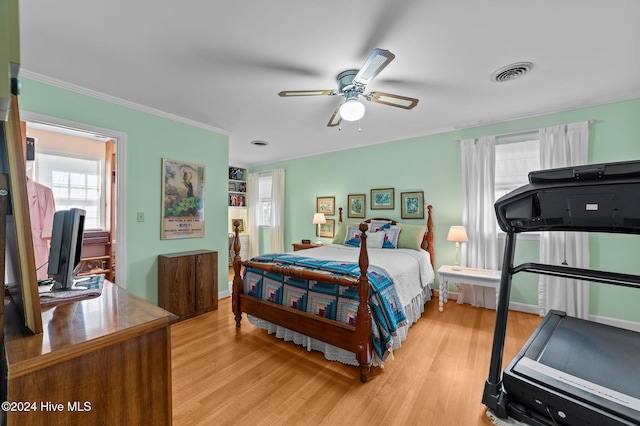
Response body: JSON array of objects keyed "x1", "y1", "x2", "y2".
[{"x1": 247, "y1": 284, "x2": 432, "y2": 367}]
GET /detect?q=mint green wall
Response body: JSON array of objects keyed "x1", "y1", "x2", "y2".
[
  {"x1": 19, "y1": 78, "x2": 230, "y2": 303},
  {"x1": 252, "y1": 98, "x2": 640, "y2": 322}
]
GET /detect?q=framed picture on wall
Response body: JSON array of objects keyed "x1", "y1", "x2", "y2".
[
  {"x1": 318, "y1": 219, "x2": 335, "y2": 238},
  {"x1": 370, "y1": 188, "x2": 395, "y2": 210},
  {"x1": 231, "y1": 218, "x2": 244, "y2": 233},
  {"x1": 161, "y1": 158, "x2": 206, "y2": 239},
  {"x1": 347, "y1": 194, "x2": 366, "y2": 218},
  {"x1": 401, "y1": 191, "x2": 424, "y2": 219},
  {"x1": 316, "y1": 196, "x2": 335, "y2": 216}
]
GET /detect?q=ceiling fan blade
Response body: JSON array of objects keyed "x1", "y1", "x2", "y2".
[
  {"x1": 278, "y1": 90, "x2": 336, "y2": 97},
  {"x1": 365, "y1": 91, "x2": 419, "y2": 109},
  {"x1": 353, "y1": 49, "x2": 396, "y2": 86},
  {"x1": 327, "y1": 105, "x2": 342, "y2": 127}
]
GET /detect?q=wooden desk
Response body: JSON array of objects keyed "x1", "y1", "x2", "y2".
[
  {"x1": 3, "y1": 280, "x2": 177, "y2": 425},
  {"x1": 437, "y1": 265, "x2": 501, "y2": 312}
]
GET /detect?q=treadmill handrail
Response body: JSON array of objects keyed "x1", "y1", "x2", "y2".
[{"x1": 512, "y1": 262, "x2": 640, "y2": 289}]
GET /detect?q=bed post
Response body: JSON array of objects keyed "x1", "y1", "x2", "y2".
[
  {"x1": 338, "y1": 207, "x2": 343, "y2": 224},
  {"x1": 425, "y1": 205, "x2": 435, "y2": 268},
  {"x1": 231, "y1": 220, "x2": 243, "y2": 327},
  {"x1": 355, "y1": 222, "x2": 372, "y2": 382}
]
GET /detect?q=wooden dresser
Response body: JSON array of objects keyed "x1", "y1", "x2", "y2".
[{"x1": 3, "y1": 280, "x2": 177, "y2": 425}]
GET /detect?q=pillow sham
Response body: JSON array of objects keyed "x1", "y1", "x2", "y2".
[
  {"x1": 344, "y1": 225, "x2": 362, "y2": 247},
  {"x1": 381, "y1": 226, "x2": 401, "y2": 249},
  {"x1": 396, "y1": 223, "x2": 428, "y2": 250},
  {"x1": 344, "y1": 226, "x2": 385, "y2": 249},
  {"x1": 368, "y1": 220, "x2": 392, "y2": 233},
  {"x1": 333, "y1": 221, "x2": 360, "y2": 244}
]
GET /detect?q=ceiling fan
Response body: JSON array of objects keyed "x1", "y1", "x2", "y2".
[{"x1": 278, "y1": 48, "x2": 419, "y2": 127}]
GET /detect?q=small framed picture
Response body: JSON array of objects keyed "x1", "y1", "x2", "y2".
[
  {"x1": 228, "y1": 182, "x2": 236, "y2": 191},
  {"x1": 317, "y1": 219, "x2": 335, "y2": 238},
  {"x1": 347, "y1": 194, "x2": 366, "y2": 218},
  {"x1": 401, "y1": 191, "x2": 424, "y2": 219},
  {"x1": 316, "y1": 196, "x2": 335, "y2": 216},
  {"x1": 370, "y1": 188, "x2": 395, "y2": 210},
  {"x1": 231, "y1": 218, "x2": 245, "y2": 233}
]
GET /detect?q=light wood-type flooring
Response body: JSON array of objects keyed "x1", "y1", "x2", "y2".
[{"x1": 171, "y1": 293, "x2": 541, "y2": 426}]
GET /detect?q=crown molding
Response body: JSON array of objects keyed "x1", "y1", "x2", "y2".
[{"x1": 19, "y1": 69, "x2": 230, "y2": 136}]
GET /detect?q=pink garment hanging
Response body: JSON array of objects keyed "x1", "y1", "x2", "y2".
[{"x1": 26, "y1": 177, "x2": 56, "y2": 279}]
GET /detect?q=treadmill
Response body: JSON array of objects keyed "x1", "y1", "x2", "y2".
[{"x1": 482, "y1": 160, "x2": 640, "y2": 426}]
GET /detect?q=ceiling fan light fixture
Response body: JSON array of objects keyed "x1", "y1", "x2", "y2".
[{"x1": 339, "y1": 99, "x2": 365, "y2": 121}]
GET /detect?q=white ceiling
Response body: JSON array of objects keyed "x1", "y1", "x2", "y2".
[{"x1": 18, "y1": 0, "x2": 640, "y2": 167}]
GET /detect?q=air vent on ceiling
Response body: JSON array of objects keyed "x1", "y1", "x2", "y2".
[
  {"x1": 251, "y1": 140, "x2": 269, "y2": 147},
  {"x1": 490, "y1": 62, "x2": 534, "y2": 83}
]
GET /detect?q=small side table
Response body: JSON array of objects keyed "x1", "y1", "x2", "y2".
[
  {"x1": 292, "y1": 242, "x2": 325, "y2": 251},
  {"x1": 437, "y1": 265, "x2": 501, "y2": 312}
]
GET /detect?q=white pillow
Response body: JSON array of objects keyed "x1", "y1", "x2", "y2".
[{"x1": 364, "y1": 231, "x2": 385, "y2": 249}]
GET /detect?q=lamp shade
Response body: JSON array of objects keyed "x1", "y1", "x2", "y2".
[
  {"x1": 447, "y1": 226, "x2": 468, "y2": 243},
  {"x1": 339, "y1": 99, "x2": 365, "y2": 121},
  {"x1": 312, "y1": 213, "x2": 327, "y2": 225}
]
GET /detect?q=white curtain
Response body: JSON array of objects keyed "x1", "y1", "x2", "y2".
[
  {"x1": 270, "y1": 168, "x2": 285, "y2": 253},
  {"x1": 460, "y1": 136, "x2": 499, "y2": 307},
  {"x1": 538, "y1": 122, "x2": 590, "y2": 318},
  {"x1": 246, "y1": 172, "x2": 260, "y2": 259}
]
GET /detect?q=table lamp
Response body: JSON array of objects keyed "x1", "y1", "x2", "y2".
[
  {"x1": 313, "y1": 213, "x2": 326, "y2": 243},
  {"x1": 447, "y1": 225, "x2": 468, "y2": 270}
]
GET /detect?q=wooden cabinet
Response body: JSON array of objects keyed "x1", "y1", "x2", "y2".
[
  {"x1": 228, "y1": 166, "x2": 246, "y2": 207},
  {"x1": 158, "y1": 250, "x2": 218, "y2": 320}
]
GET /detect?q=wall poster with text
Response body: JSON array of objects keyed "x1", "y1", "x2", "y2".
[{"x1": 161, "y1": 158, "x2": 205, "y2": 239}]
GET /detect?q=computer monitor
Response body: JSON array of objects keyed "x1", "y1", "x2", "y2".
[{"x1": 47, "y1": 208, "x2": 86, "y2": 291}]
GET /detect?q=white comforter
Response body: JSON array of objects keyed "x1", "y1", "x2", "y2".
[{"x1": 289, "y1": 244, "x2": 434, "y2": 306}]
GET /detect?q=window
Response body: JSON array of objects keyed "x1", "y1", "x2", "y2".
[
  {"x1": 35, "y1": 151, "x2": 105, "y2": 229},
  {"x1": 495, "y1": 134, "x2": 540, "y2": 201},
  {"x1": 495, "y1": 134, "x2": 540, "y2": 238},
  {"x1": 258, "y1": 174, "x2": 272, "y2": 227}
]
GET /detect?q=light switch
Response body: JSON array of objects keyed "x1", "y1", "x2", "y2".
[{"x1": 137, "y1": 212, "x2": 145, "y2": 222}]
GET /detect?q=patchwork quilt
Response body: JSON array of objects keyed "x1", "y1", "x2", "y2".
[{"x1": 243, "y1": 253, "x2": 408, "y2": 362}]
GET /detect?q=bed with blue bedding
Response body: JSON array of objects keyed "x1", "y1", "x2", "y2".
[{"x1": 231, "y1": 210, "x2": 435, "y2": 382}]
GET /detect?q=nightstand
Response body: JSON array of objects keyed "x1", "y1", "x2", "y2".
[
  {"x1": 292, "y1": 242, "x2": 325, "y2": 251},
  {"x1": 437, "y1": 265, "x2": 501, "y2": 312}
]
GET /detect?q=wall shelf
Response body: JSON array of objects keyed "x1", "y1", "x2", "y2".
[{"x1": 228, "y1": 166, "x2": 247, "y2": 207}]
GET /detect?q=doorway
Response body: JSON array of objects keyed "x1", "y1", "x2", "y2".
[{"x1": 21, "y1": 111, "x2": 127, "y2": 287}]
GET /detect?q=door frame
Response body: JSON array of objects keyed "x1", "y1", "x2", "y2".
[{"x1": 20, "y1": 111, "x2": 128, "y2": 288}]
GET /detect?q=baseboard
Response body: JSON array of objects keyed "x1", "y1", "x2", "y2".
[
  {"x1": 506, "y1": 301, "x2": 539, "y2": 315},
  {"x1": 434, "y1": 289, "x2": 540, "y2": 315},
  {"x1": 589, "y1": 314, "x2": 640, "y2": 332},
  {"x1": 220, "y1": 288, "x2": 231, "y2": 300}
]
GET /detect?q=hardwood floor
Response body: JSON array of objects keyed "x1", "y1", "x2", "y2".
[{"x1": 171, "y1": 294, "x2": 541, "y2": 425}]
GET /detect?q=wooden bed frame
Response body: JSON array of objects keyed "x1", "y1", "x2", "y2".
[{"x1": 232, "y1": 206, "x2": 434, "y2": 382}]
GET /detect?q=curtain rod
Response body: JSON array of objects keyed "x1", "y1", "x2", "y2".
[{"x1": 455, "y1": 119, "x2": 597, "y2": 142}]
